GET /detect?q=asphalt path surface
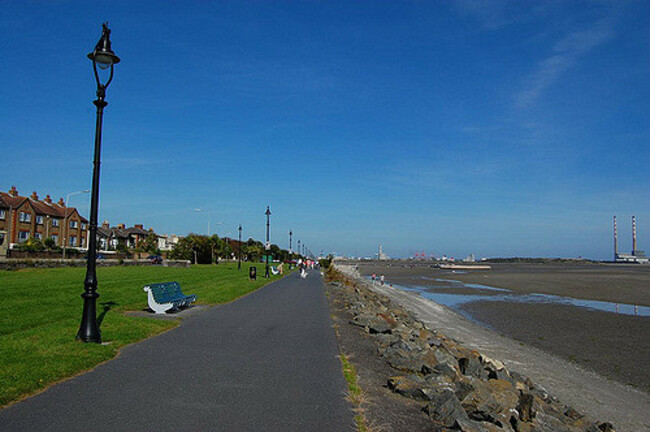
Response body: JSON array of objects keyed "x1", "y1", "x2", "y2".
[{"x1": 0, "y1": 271, "x2": 353, "y2": 431}]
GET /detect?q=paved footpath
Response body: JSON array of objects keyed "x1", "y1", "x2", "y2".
[{"x1": 0, "y1": 271, "x2": 353, "y2": 432}]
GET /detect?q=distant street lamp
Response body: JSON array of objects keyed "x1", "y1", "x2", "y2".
[
  {"x1": 265, "y1": 206, "x2": 271, "y2": 278},
  {"x1": 289, "y1": 230, "x2": 293, "y2": 269},
  {"x1": 238, "y1": 224, "x2": 242, "y2": 270},
  {"x1": 78, "y1": 23, "x2": 120, "y2": 344},
  {"x1": 62, "y1": 189, "x2": 90, "y2": 259},
  {"x1": 297, "y1": 240, "x2": 301, "y2": 258}
]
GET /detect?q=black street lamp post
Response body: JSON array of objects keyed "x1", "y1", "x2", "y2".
[
  {"x1": 297, "y1": 240, "x2": 301, "y2": 258},
  {"x1": 77, "y1": 23, "x2": 120, "y2": 343},
  {"x1": 265, "y1": 207, "x2": 271, "y2": 278},
  {"x1": 238, "y1": 224, "x2": 242, "y2": 270},
  {"x1": 288, "y1": 230, "x2": 293, "y2": 269}
]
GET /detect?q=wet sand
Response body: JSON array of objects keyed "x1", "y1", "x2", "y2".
[
  {"x1": 357, "y1": 261, "x2": 650, "y2": 392},
  {"x1": 462, "y1": 301, "x2": 650, "y2": 391},
  {"x1": 361, "y1": 262, "x2": 650, "y2": 306}
]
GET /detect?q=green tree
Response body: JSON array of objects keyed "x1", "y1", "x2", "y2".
[
  {"x1": 136, "y1": 233, "x2": 160, "y2": 255},
  {"x1": 169, "y1": 234, "x2": 213, "y2": 264},
  {"x1": 242, "y1": 243, "x2": 263, "y2": 262},
  {"x1": 17, "y1": 238, "x2": 45, "y2": 252},
  {"x1": 43, "y1": 237, "x2": 57, "y2": 250}
]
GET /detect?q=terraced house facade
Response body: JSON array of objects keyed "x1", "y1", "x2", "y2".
[{"x1": 0, "y1": 186, "x2": 88, "y2": 257}]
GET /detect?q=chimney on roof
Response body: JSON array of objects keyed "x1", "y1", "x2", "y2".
[
  {"x1": 30, "y1": 191, "x2": 39, "y2": 201},
  {"x1": 135, "y1": 224, "x2": 144, "y2": 229},
  {"x1": 102, "y1": 220, "x2": 110, "y2": 229},
  {"x1": 9, "y1": 186, "x2": 18, "y2": 197},
  {"x1": 118, "y1": 223, "x2": 125, "y2": 229},
  {"x1": 148, "y1": 227, "x2": 154, "y2": 232},
  {"x1": 44, "y1": 195, "x2": 52, "y2": 204},
  {"x1": 633, "y1": 216, "x2": 637, "y2": 255},
  {"x1": 58, "y1": 197, "x2": 65, "y2": 206}
]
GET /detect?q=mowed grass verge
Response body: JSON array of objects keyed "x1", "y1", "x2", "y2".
[{"x1": 0, "y1": 262, "x2": 286, "y2": 407}]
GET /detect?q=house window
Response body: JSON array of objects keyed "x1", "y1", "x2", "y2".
[
  {"x1": 19, "y1": 231, "x2": 30, "y2": 242},
  {"x1": 19, "y1": 212, "x2": 32, "y2": 223},
  {"x1": 36, "y1": 215, "x2": 44, "y2": 225},
  {"x1": 81, "y1": 223, "x2": 87, "y2": 230},
  {"x1": 0, "y1": 232, "x2": 5, "y2": 246},
  {"x1": 51, "y1": 234, "x2": 58, "y2": 244},
  {"x1": 0, "y1": 210, "x2": 5, "y2": 220},
  {"x1": 34, "y1": 232, "x2": 42, "y2": 240},
  {"x1": 52, "y1": 218, "x2": 59, "y2": 227},
  {"x1": 70, "y1": 220, "x2": 78, "y2": 229},
  {"x1": 69, "y1": 236, "x2": 77, "y2": 246}
]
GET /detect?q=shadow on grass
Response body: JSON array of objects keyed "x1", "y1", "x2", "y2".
[{"x1": 98, "y1": 301, "x2": 119, "y2": 327}]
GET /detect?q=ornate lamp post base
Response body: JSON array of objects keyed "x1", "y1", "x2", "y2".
[{"x1": 77, "y1": 290, "x2": 101, "y2": 342}]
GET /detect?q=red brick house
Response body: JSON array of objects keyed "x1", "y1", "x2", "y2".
[{"x1": 0, "y1": 186, "x2": 88, "y2": 256}]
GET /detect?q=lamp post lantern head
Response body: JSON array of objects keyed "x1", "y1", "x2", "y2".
[
  {"x1": 87, "y1": 23, "x2": 120, "y2": 69},
  {"x1": 238, "y1": 224, "x2": 242, "y2": 232},
  {"x1": 265, "y1": 206, "x2": 271, "y2": 217}
]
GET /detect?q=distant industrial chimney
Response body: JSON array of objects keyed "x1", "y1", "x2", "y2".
[
  {"x1": 633, "y1": 216, "x2": 637, "y2": 255},
  {"x1": 614, "y1": 216, "x2": 618, "y2": 259}
]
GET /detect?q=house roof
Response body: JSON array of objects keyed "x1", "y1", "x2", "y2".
[
  {"x1": 126, "y1": 226, "x2": 150, "y2": 236},
  {"x1": 0, "y1": 192, "x2": 26, "y2": 209},
  {"x1": 0, "y1": 190, "x2": 89, "y2": 222},
  {"x1": 97, "y1": 225, "x2": 157, "y2": 239},
  {"x1": 97, "y1": 227, "x2": 112, "y2": 238}
]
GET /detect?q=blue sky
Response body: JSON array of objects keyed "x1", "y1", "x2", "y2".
[{"x1": 1, "y1": 1, "x2": 649, "y2": 260}]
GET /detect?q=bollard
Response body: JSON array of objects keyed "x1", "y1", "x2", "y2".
[{"x1": 249, "y1": 266, "x2": 257, "y2": 280}]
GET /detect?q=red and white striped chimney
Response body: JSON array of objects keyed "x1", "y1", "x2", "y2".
[{"x1": 632, "y1": 216, "x2": 637, "y2": 255}]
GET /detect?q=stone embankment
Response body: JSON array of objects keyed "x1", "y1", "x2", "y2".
[
  {"x1": 328, "y1": 266, "x2": 615, "y2": 432},
  {"x1": 0, "y1": 258, "x2": 191, "y2": 270}
]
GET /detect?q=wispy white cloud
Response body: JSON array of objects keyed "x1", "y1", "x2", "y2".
[{"x1": 515, "y1": 18, "x2": 615, "y2": 108}]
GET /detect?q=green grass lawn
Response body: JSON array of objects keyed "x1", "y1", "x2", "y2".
[{"x1": 0, "y1": 262, "x2": 286, "y2": 407}]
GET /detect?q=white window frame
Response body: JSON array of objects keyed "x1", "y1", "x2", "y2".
[
  {"x1": 52, "y1": 218, "x2": 59, "y2": 227},
  {"x1": 19, "y1": 231, "x2": 30, "y2": 242},
  {"x1": 81, "y1": 223, "x2": 87, "y2": 230},
  {"x1": 0, "y1": 210, "x2": 5, "y2": 220},
  {"x1": 34, "y1": 232, "x2": 42, "y2": 240},
  {"x1": 69, "y1": 236, "x2": 77, "y2": 246},
  {"x1": 36, "y1": 215, "x2": 44, "y2": 225},
  {"x1": 19, "y1": 212, "x2": 32, "y2": 223},
  {"x1": 51, "y1": 234, "x2": 59, "y2": 243},
  {"x1": 70, "y1": 220, "x2": 78, "y2": 229}
]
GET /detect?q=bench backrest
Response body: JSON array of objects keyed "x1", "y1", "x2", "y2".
[{"x1": 146, "y1": 282, "x2": 184, "y2": 303}]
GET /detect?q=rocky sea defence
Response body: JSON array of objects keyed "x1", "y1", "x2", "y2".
[{"x1": 328, "y1": 266, "x2": 615, "y2": 432}]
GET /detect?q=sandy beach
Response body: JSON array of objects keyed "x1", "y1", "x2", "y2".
[{"x1": 356, "y1": 261, "x2": 650, "y2": 392}]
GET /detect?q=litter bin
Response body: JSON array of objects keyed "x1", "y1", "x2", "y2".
[{"x1": 249, "y1": 266, "x2": 257, "y2": 280}]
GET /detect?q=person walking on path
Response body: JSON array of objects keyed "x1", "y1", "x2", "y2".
[{"x1": 380, "y1": 274, "x2": 385, "y2": 285}]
